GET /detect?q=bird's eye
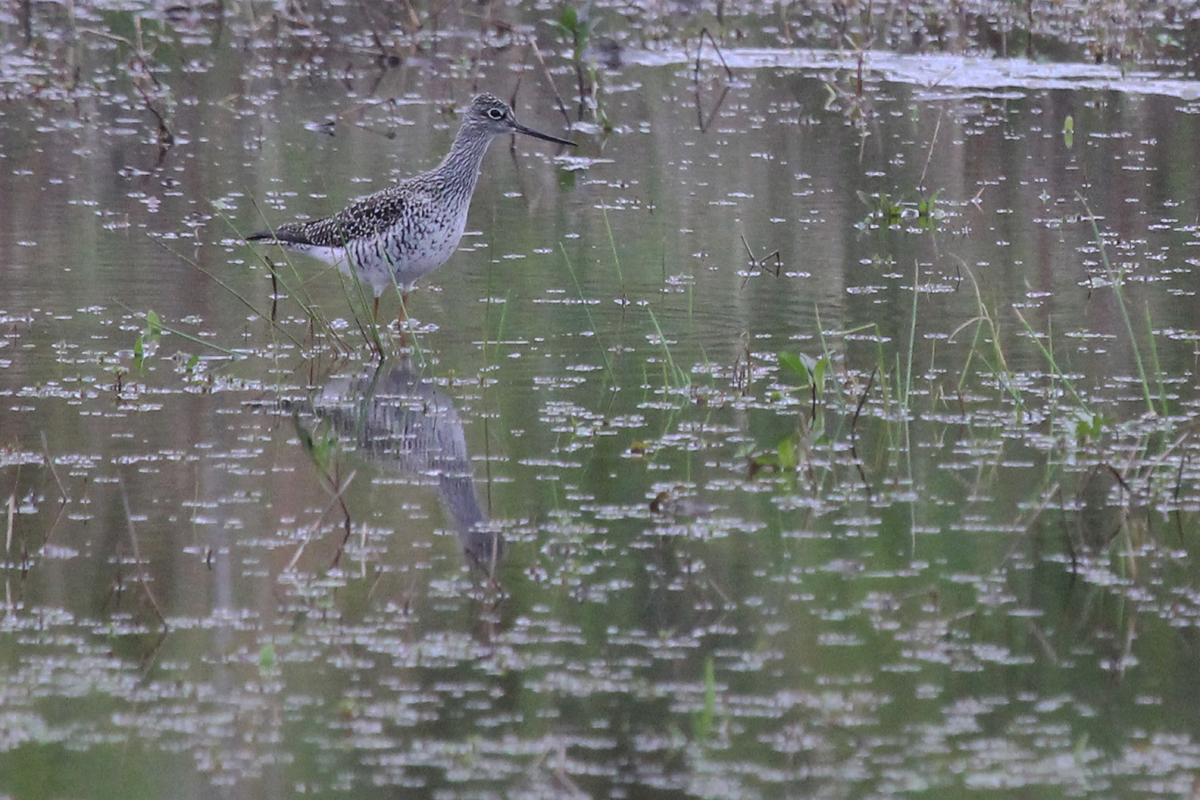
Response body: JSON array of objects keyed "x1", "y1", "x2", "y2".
[{"x1": 487, "y1": 108, "x2": 505, "y2": 120}]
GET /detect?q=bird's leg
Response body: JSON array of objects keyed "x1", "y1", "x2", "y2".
[
  {"x1": 394, "y1": 292, "x2": 412, "y2": 348},
  {"x1": 372, "y1": 295, "x2": 381, "y2": 322},
  {"x1": 397, "y1": 292, "x2": 410, "y2": 326}
]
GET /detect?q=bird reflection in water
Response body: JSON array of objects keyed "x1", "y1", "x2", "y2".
[{"x1": 297, "y1": 357, "x2": 503, "y2": 580}]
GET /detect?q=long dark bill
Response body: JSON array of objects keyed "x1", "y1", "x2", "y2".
[{"x1": 514, "y1": 122, "x2": 575, "y2": 147}]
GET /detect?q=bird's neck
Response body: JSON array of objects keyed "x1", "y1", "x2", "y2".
[{"x1": 433, "y1": 126, "x2": 493, "y2": 194}]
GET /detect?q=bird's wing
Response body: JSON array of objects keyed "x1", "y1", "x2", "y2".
[{"x1": 280, "y1": 186, "x2": 435, "y2": 247}]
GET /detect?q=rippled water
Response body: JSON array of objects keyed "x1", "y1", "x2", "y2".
[{"x1": 5, "y1": 2, "x2": 1200, "y2": 797}]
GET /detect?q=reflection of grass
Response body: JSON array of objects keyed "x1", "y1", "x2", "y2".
[
  {"x1": 645, "y1": 304, "x2": 689, "y2": 391},
  {"x1": 736, "y1": 235, "x2": 1186, "y2": 571},
  {"x1": 856, "y1": 189, "x2": 943, "y2": 230},
  {"x1": 123, "y1": 306, "x2": 246, "y2": 390},
  {"x1": 952, "y1": 261, "x2": 1030, "y2": 416},
  {"x1": 560, "y1": 243, "x2": 616, "y2": 380},
  {"x1": 1079, "y1": 197, "x2": 1162, "y2": 417},
  {"x1": 949, "y1": 201, "x2": 1169, "y2": 437},
  {"x1": 938, "y1": 252, "x2": 1183, "y2": 571},
  {"x1": 81, "y1": 25, "x2": 174, "y2": 149},
  {"x1": 253, "y1": 250, "x2": 370, "y2": 356},
  {"x1": 290, "y1": 411, "x2": 356, "y2": 570},
  {"x1": 903, "y1": 261, "x2": 919, "y2": 412},
  {"x1": 234, "y1": 201, "x2": 401, "y2": 358},
  {"x1": 604, "y1": 209, "x2": 627, "y2": 303},
  {"x1": 692, "y1": 654, "x2": 716, "y2": 742},
  {"x1": 1010, "y1": 308, "x2": 1110, "y2": 443},
  {"x1": 163, "y1": 209, "x2": 381, "y2": 357}
]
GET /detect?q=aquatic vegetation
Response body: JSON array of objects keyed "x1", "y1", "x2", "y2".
[
  {"x1": 132, "y1": 309, "x2": 161, "y2": 374},
  {"x1": 4, "y1": 1, "x2": 1200, "y2": 798},
  {"x1": 857, "y1": 188, "x2": 945, "y2": 230}
]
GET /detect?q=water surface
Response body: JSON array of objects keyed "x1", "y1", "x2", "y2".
[{"x1": 4, "y1": 3, "x2": 1200, "y2": 797}]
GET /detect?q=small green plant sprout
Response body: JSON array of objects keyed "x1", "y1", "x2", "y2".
[
  {"x1": 692, "y1": 655, "x2": 717, "y2": 742},
  {"x1": 1072, "y1": 408, "x2": 1109, "y2": 445},
  {"x1": 294, "y1": 416, "x2": 339, "y2": 479},
  {"x1": 1062, "y1": 114, "x2": 1075, "y2": 148},
  {"x1": 857, "y1": 190, "x2": 944, "y2": 230},
  {"x1": 779, "y1": 350, "x2": 830, "y2": 423},
  {"x1": 857, "y1": 191, "x2": 904, "y2": 226},
  {"x1": 173, "y1": 352, "x2": 210, "y2": 388},
  {"x1": 550, "y1": 5, "x2": 592, "y2": 64},
  {"x1": 550, "y1": 4, "x2": 600, "y2": 116},
  {"x1": 777, "y1": 436, "x2": 798, "y2": 472},
  {"x1": 258, "y1": 641, "x2": 278, "y2": 678},
  {"x1": 747, "y1": 435, "x2": 799, "y2": 475},
  {"x1": 916, "y1": 188, "x2": 942, "y2": 229},
  {"x1": 133, "y1": 310, "x2": 162, "y2": 373}
]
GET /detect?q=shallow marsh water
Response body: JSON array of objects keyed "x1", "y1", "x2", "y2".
[{"x1": 6, "y1": 1, "x2": 1200, "y2": 797}]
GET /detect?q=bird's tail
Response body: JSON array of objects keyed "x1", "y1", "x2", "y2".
[{"x1": 246, "y1": 228, "x2": 314, "y2": 245}]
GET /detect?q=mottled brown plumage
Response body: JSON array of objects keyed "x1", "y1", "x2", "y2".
[{"x1": 248, "y1": 94, "x2": 573, "y2": 317}]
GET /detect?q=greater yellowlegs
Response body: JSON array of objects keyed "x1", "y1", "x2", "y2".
[{"x1": 248, "y1": 93, "x2": 574, "y2": 320}]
